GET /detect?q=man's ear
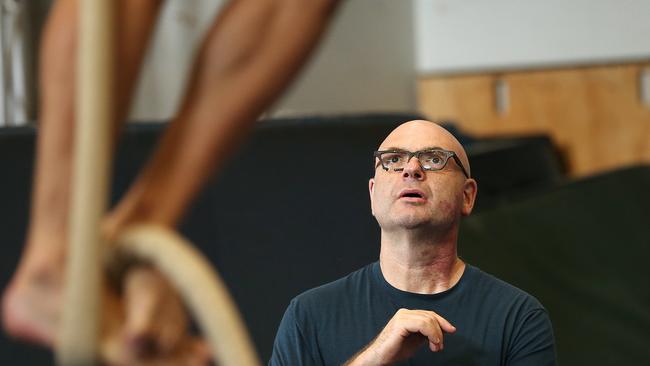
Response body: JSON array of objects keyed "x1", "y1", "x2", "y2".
[
  {"x1": 368, "y1": 178, "x2": 375, "y2": 216},
  {"x1": 461, "y1": 178, "x2": 478, "y2": 216}
]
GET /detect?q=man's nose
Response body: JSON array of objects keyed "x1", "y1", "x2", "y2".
[{"x1": 402, "y1": 156, "x2": 424, "y2": 180}]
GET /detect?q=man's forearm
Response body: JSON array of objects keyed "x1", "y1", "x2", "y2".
[{"x1": 344, "y1": 349, "x2": 379, "y2": 366}]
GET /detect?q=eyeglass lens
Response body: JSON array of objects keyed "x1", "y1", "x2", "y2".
[{"x1": 380, "y1": 150, "x2": 449, "y2": 171}]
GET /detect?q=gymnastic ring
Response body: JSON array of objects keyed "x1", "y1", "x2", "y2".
[{"x1": 113, "y1": 224, "x2": 261, "y2": 366}]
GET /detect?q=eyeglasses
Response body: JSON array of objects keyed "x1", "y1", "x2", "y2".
[{"x1": 373, "y1": 148, "x2": 470, "y2": 178}]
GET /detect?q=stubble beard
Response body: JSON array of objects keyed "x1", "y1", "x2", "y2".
[
  {"x1": 377, "y1": 202, "x2": 433, "y2": 231},
  {"x1": 377, "y1": 202, "x2": 457, "y2": 234}
]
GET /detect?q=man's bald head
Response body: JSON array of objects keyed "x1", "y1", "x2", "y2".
[
  {"x1": 369, "y1": 119, "x2": 478, "y2": 233},
  {"x1": 377, "y1": 120, "x2": 471, "y2": 177}
]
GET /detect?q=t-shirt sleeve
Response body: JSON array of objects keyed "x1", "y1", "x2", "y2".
[
  {"x1": 507, "y1": 308, "x2": 558, "y2": 366},
  {"x1": 268, "y1": 298, "x2": 322, "y2": 366}
]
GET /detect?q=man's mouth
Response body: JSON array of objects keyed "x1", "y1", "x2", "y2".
[{"x1": 398, "y1": 189, "x2": 427, "y2": 202}]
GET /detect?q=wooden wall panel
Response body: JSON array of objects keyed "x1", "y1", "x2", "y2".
[{"x1": 418, "y1": 63, "x2": 650, "y2": 176}]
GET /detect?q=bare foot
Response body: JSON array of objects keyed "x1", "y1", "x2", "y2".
[
  {"x1": 102, "y1": 267, "x2": 212, "y2": 365},
  {"x1": 2, "y1": 233, "x2": 66, "y2": 347},
  {"x1": 2, "y1": 234, "x2": 209, "y2": 364},
  {"x1": 0, "y1": 219, "x2": 136, "y2": 347}
]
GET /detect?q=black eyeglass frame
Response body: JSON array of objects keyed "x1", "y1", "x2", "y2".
[{"x1": 373, "y1": 148, "x2": 470, "y2": 178}]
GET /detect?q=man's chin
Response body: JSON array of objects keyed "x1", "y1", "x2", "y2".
[
  {"x1": 389, "y1": 211, "x2": 455, "y2": 231},
  {"x1": 392, "y1": 214, "x2": 432, "y2": 229}
]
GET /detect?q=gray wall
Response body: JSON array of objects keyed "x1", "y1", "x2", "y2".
[
  {"x1": 415, "y1": 0, "x2": 650, "y2": 73},
  {"x1": 129, "y1": 0, "x2": 417, "y2": 121},
  {"x1": 0, "y1": 0, "x2": 50, "y2": 125},
  {"x1": 268, "y1": 0, "x2": 416, "y2": 118}
]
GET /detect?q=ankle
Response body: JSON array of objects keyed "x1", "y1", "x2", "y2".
[{"x1": 103, "y1": 204, "x2": 175, "y2": 242}]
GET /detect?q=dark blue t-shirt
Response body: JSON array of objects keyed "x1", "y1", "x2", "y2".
[{"x1": 270, "y1": 262, "x2": 556, "y2": 365}]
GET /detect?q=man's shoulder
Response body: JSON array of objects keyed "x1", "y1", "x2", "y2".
[
  {"x1": 291, "y1": 262, "x2": 376, "y2": 310},
  {"x1": 467, "y1": 264, "x2": 546, "y2": 311},
  {"x1": 460, "y1": 265, "x2": 557, "y2": 364}
]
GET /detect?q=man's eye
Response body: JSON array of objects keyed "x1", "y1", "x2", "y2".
[
  {"x1": 383, "y1": 154, "x2": 403, "y2": 165},
  {"x1": 421, "y1": 153, "x2": 444, "y2": 166}
]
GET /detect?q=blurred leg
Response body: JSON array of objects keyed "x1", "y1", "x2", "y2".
[
  {"x1": 105, "y1": 0, "x2": 341, "y2": 231},
  {"x1": 99, "y1": 2, "x2": 340, "y2": 362},
  {"x1": 2, "y1": 0, "x2": 162, "y2": 346},
  {"x1": 4, "y1": 0, "x2": 340, "y2": 360}
]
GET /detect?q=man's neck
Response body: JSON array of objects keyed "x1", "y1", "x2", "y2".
[{"x1": 379, "y1": 227, "x2": 465, "y2": 294}]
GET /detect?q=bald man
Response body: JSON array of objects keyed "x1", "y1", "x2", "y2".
[{"x1": 269, "y1": 120, "x2": 557, "y2": 366}]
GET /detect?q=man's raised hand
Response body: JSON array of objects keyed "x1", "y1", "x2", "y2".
[{"x1": 346, "y1": 308, "x2": 456, "y2": 366}]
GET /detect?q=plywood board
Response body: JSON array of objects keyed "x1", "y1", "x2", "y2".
[{"x1": 418, "y1": 63, "x2": 650, "y2": 176}]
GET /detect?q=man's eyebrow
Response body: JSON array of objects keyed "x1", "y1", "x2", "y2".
[
  {"x1": 420, "y1": 146, "x2": 445, "y2": 151},
  {"x1": 379, "y1": 146, "x2": 407, "y2": 152}
]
